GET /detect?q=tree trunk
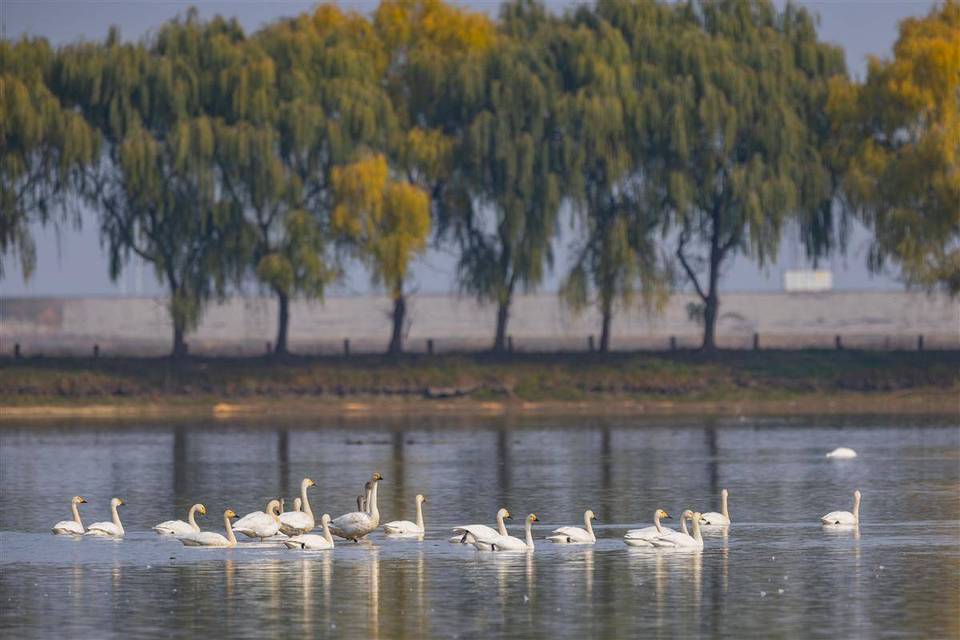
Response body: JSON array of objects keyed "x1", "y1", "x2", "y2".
[
  {"x1": 599, "y1": 299, "x2": 613, "y2": 354},
  {"x1": 388, "y1": 293, "x2": 406, "y2": 355},
  {"x1": 492, "y1": 295, "x2": 512, "y2": 353},
  {"x1": 172, "y1": 322, "x2": 188, "y2": 359},
  {"x1": 274, "y1": 290, "x2": 290, "y2": 356},
  {"x1": 702, "y1": 209, "x2": 723, "y2": 352}
]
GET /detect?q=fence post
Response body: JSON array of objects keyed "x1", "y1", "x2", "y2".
[
  {"x1": 507, "y1": 336, "x2": 514, "y2": 353},
  {"x1": 343, "y1": 339, "x2": 350, "y2": 356},
  {"x1": 669, "y1": 336, "x2": 677, "y2": 351},
  {"x1": 93, "y1": 344, "x2": 100, "y2": 359},
  {"x1": 917, "y1": 334, "x2": 924, "y2": 351},
  {"x1": 835, "y1": 335, "x2": 843, "y2": 350},
  {"x1": 427, "y1": 338, "x2": 434, "y2": 355},
  {"x1": 588, "y1": 335, "x2": 595, "y2": 352},
  {"x1": 752, "y1": 333, "x2": 759, "y2": 351},
  {"x1": 14, "y1": 343, "x2": 21, "y2": 359}
]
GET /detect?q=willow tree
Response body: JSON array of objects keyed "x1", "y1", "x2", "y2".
[
  {"x1": 555, "y1": 10, "x2": 669, "y2": 352},
  {"x1": 331, "y1": 154, "x2": 431, "y2": 354},
  {"x1": 52, "y1": 19, "x2": 248, "y2": 357},
  {"x1": 0, "y1": 37, "x2": 97, "y2": 280},
  {"x1": 829, "y1": 1, "x2": 959, "y2": 295},
  {"x1": 612, "y1": 0, "x2": 846, "y2": 350},
  {"x1": 449, "y1": 1, "x2": 567, "y2": 352}
]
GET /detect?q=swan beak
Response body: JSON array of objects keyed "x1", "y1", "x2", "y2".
[
  {"x1": 118, "y1": 499, "x2": 125, "y2": 505},
  {"x1": 665, "y1": 514, "x2": 672, "y2": 520},
  {"x1": 80, "y1": 498, "x2": 87, "y2": 504}
]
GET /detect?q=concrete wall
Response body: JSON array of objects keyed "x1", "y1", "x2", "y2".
[{"x1": 1, "y1": 291, "x2": 958, "y2": 356}]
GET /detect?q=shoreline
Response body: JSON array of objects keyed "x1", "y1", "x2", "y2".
[{"x1": 1, "y1": 389, "x2": 956, "y2": 422}]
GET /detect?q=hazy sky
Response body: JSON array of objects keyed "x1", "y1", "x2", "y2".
[{"x1": 0, "y1": 0, "x2": 934, "y2": 297}]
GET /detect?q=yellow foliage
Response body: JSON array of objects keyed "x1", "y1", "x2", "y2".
[
  {"x1": 331, "y1": 154, "x2": 431, "y2": 297},
  {"x1": 375, "y1": 0, "x2": 495, "y2": 55}
]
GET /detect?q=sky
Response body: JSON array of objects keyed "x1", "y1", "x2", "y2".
[{"x1": 0, "y1": 0, "x2": 936, "y2": 298}]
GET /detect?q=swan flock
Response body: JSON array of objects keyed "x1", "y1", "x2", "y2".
[{"x1": 51, "y1": 476, "x2": 864, "y2": 554}]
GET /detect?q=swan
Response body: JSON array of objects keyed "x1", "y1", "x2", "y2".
[
  {"x1": 284, "y1": 514, "x2": 335, "y2": 550},
  {"x1": 233, "y1": 499, "x2": 282, "y2": 540},
  {"x1": 330, "y1": 472, "x2": 383, "y2": 541},
  {"x1": 546, "y1": 509, "x2": 596, "y2": 544},
  {"x1": 357, "y1": 495, "x2": 365, "y2": 512},
  {"x1": 234, "y1": 498, "x2": 282, "y2": 531},
  {"x1": 279, "y1": 478, "x2": 316, "y2": 536},
  {"x1": 85, "y1": 498, "x2": 125, "y2": 537},
  {"x1": 623, "y1": 509, "x2": 672, "y2": 547},
  {"x1": 821, "y1": 489, "x2": 861, "y2": 525},
  {"x1": 181, "y1": 509, "x2": 239, "y2": 547},
  {"x1": 450, "y1": 508, "x2": 511, "y2": 544},
  {"x1": 383, "y1": 494, "x2": 427, "y2": 536},
  {"x1": 474, "y1": 513, "x2": 538, "y2": 551},
  {"x1": 153, "y1": 503, "x2": 206, "y2": 536},
  {"x1": 291, "y1": 497, "x2": 302, "y2": 512},
  {"x1": 826, "y1": 447, "x2": 857, "y2": 459},
  {"x1": 52, "y1": 496, "x2": 87, "y2": 535},
  {"x1": 651, "y1": 511, "x2": 703, "y2": 551},
  {"x1": 700, "y1": 489, "x2": 731, "y2": 525}
]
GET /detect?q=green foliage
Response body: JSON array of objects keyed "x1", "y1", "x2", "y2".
[
  {"x1": 829, "y1": 0, "x2": 960, "y2": 295},
  {"x1": 0, "y1": 37, "x2": 98, "y2": 279}
]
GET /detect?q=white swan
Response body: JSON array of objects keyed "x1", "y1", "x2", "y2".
[
  {"x1": 700, "y1": 489, "x2": 731, "y2": 525},
  {"x1": 233, "y1": 499, "x2": 282, "y2": 540},
  {"x1": 284, "y1": 514, "x2": 335, "y2": 550},
  {"x1": 279, "y1": 478, "x2": 316, "y2": 536},
  {"x1": 52, "y1": 496, "x2": 88, "y2": 535},
  {"x1": 546, "y1": 509, "x2": 596, "y2": 544},
  {"x1": 234, "y1": 498, "x2": 281, "y2": 531},
  {"x1": 383, "y1": 494, "x2": 427, "y2": 536},
  {"x1": 826, "y1": 447, "x2": 857, "y2": 459},
  {"x1": 85, "y1": 498, "x2": 125, "y2": 537},
  {"x1": 821, "y1": 489, "x2": 861, "y2": 525},
  {"x1": 181, "y1": 509, "x2": 239, "y2": 547},
  {"x1": 623, "y1": 509, "x2": 672, "y2": 547},
  {"x1": 330, "y1": 472, "x2": 382, "y2": 541},
  {"x1": 474, "y1": 513, "x2": 538, "y2": 551},
  {"x1": 291, "y1": 497, "x2": 302, "y2": 512},
  {"x1": 153, "y1": 503, "x2": 206, "y2": 536},
  {"x1": 450, "y1": 508, "x2": 511, "y2": 544},
  {"x1": 652, "y1": 511, "x2": 703, "y2": 551}
]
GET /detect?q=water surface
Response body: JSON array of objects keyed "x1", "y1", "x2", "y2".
[{"x1": 1, "y1": 415, "x2": 958, "y2": 638}]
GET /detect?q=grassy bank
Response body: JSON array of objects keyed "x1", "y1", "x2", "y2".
[{"x1": 0, "y1": 350, "x2": 957, "y2": 420}]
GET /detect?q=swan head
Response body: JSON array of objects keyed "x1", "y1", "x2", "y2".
[
  {"x1": 498, "y1": 508, "x2": 512, "y2": 520},
  {"x1": 585, "y1": 509, "x2": 596, "y2": 520},
  {"x1": 111, "y1": 498, "x2": 125, "y2": 508},
  {"x1": 195, "y1": 503, "x2": 207, "y2": 516},
  {"x1": 321, "y1": 513, "x2": 331, "y2": 525},
  {"x1": 225, "y1": 509, "x2": 237, "y2": 519},
  {"x1": 293, "y1": 497, "x2": 302, "y2": 511},
  {"x1": 656, "y1": 509, "x2": 671, "y2": 520},
  {"x1": 854, "y1": 489, "x2": 861, "y2": 500},
  {"x1": 721, "y1": 489, "x2": 729, "y2": 498},
  {"x1": 681, "y1": 509, "x2": 694, "y2": 521},
  {"x1": 303, "y1": 478, "x2": 316, "y2": 489},
  {"x1": 527, "y1": 514, "x2": 539, "y2": 523},
  {"x1": 267, "y1": 499, "x2": 282, "y2": 516},
  {"x1": 371, "y1": 472, "x2": 383, "y2": 482},
  {"x1": 72, "y1": 496, "x2": 87, "y2": 505},
  {"x1": 416, "y1": 494, "x2": 427, "y2": 504}
]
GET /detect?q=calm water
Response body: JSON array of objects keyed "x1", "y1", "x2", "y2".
[{"x1": 1, "y1": 415, "x2": 958, "y2": 639}]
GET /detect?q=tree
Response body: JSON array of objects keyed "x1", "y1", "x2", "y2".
[
  {"x1": 0, "y1": 37, "x2": 97, "y2": 280},
  {"x1": 331, "y1": 154, "x2": 431, "y2": 354},
  {"x1": 829, "y1": 0, "x2": 960, "y2": 295},
  {"x1": 554, "y1": 10, "x2": 669, "y2": 352},
  {"x1": 447, "y1": 1, "x2": 567, "y2": 352},
  {"x1": 53, "y1": 18, "x2": 248, "y2": 357},
  {"x1": 609, "y1": 0, "x2": 846, "y2": 350}
]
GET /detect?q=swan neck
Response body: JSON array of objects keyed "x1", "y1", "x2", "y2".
[
  {"x1": 301, "y1": 482, "x2": 313, "y2": 518},
  {"x1": 369, "y1": 481, "x2": 380, "y2": 522},
  {"x1": 496, "y1": 512, "x2": 507, "y2": 536},
  {"x1": 111, "y1": 502, "x2": 123, "y2": 532},
  {"x1": 71, "y1": 502, "x2": 83, "y2": 527},
  {"x1": 721, "y1": 492, "x2": 729, "y2": 519},
  {"x1": 691, "y1": 517, "x2": 702, "y2": 542},
  {"x1": 654, "y1": 512, "x2": 663, "y2": 533},
  {"x1": 188, "y1": 506, "x2": 199, "y2": 531},
  {"x1": 415, "y1": 499, "x2": 424, "y2": 531},
  {"x1": 584, "y1": 512, "x2": 594, "y2": 538},
  {"x1": 525, "y1": 518, "x2": 535, "y2": 550},
  {"x1": 364, "y1": 488, "x2": 373, "y2": 515},
  {"x1": 225, "y1": 513, "x2": 237, "y2": 545},
  {"x1": 322, "y1": 519, "x2": 334, "y2": 545},
  {"x1": 853, "y1": 493, "x2": 861, "y2": 521},
  {"x1": 681, "y1": 517, "x2": 689, "y2": 536}
]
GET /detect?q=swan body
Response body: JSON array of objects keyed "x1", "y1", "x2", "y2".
[
  {"x1": 279, "y1": 478, "x2": 316, "y2": 535},
  {"x1": 474, "y1": 513, "x2": 538, "y2": 551},
  {"x1": 330, "y1": 473, "x2": 383, "y2": 541},
  {"x1": 52, "y1": 496, "x2": 87, "y2": 535},
  {"x1": 181, "y1": 509, "x2": 239, "y2": 547},
  {"x1": 700, "y1": 489, "x2": 731, "y2": 525},
  {"x1": 450, "y1": 508, "x2": 511, "y2": 544},
  {"x1": 623, "y1": 509, "x2": 672, "y2": 547},
  {"x1": 821, "y1": 490, "x2": 861, "y2": 525},
  {"x1": 234, "y1": 499, "x2": 281, "y2": 531},
  {"x1": 284, "y1": 514, "x2": 335, "y2": 550},
  {"x1": 154, "y1": 503, "x2": 206, "y2": 536},
  {"x1": 652, "y1": 511, "x2": 703, "y2": 551},
  {"x1": 546, "y1": 509, "x2": 596, "y2": 544},
  {"x1": 85, "y1": 498, "x2": 125, "y2": 537},
  {"x1": 233, "y1": 499, "x2": 282, "y2": 540},
  {"x1": 826, "y1": 447, "x2": 857, "y2": 459},
  {"x1": 383, "y1": 494, "x2": 427, "y2": 536}
]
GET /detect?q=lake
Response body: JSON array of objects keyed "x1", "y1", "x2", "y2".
[{"x1": 1, "y1": 415, "x2": 958, "y2": 638}]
